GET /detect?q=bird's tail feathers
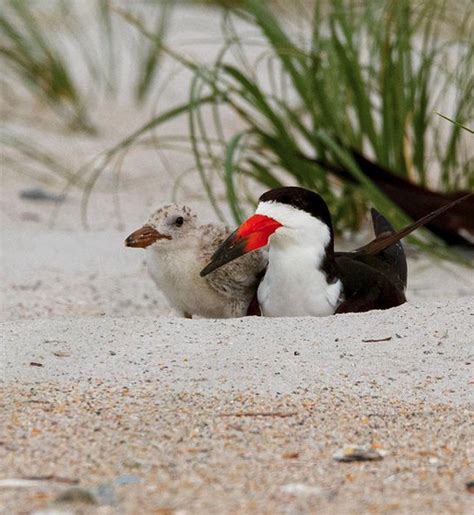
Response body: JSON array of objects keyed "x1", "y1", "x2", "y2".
[{"x1": 356, "y1": 192, "x2": 473, "y2": 257}]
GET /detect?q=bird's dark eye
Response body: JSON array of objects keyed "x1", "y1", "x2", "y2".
[{"x1": 175, "y1": 216, "x2": 184, "y2": 227}]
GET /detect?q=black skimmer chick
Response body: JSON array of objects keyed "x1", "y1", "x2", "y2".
[
  {"x1": 201, "y1": 187, "x2": 472, "y2": 316},
  {"x1": 125, "y1": 204, "x2": 266, "y2": 318}
]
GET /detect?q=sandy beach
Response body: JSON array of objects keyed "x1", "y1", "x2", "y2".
[
  {"x1": 1, "y1": 3, "x2": 474, "y2": 513},
  {"x1": 1, "y1": 170, "x2": 473, "y2": 513},
  {"x1": 1, "y1": 381, "x2": 472, "y2": 514}
]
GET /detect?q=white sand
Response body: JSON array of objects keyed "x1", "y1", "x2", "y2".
[
  {"x1": 1, "y1": 168, "x2": 473, "y2": 513},
  {"x1": 1, "y1": 4, "x2": 473, "y2": 512},
  {"x1": 2, "y1": 298, "x2": 474, "y2": 406}
]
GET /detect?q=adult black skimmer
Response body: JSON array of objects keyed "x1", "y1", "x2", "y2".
[
  {"x1": 125, "y1": 204, "x2": 266, "y2": 318},
  {"x1": 200, "y1": 187, "x2": 472, "y2": 316}
]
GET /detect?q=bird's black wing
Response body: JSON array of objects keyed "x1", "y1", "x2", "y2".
[
  {"x1": 336, "y1": 193, "x2": 473, "y2": 293},
  {"x1": 335, "y1": 208, "x2": 407, "y2": 292},
  {"x1": 335, "y1": 256, "x2": 406, "y2": 313}
]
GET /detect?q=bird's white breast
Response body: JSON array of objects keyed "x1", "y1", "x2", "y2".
[
  {"x1": 145, "y1": 237, "x2": 248, "y2": 318},
  {"x1": 146, "y1": 244, "x2": 200, "y2": 311},
  {"x1": 258, "y1": 245, "x2": 342, "y2": 317},
  {"x1": 255, "y1": 202, "x2": 343, "y2": 317}
]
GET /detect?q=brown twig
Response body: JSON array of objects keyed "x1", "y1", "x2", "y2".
[
  {"x1": 22, "y1": 474, "x2": 79, "y2": 484},
  {"x1": 362, "y1": 337, "x2": 392, "y2": 343},
  {"x1": 218, "y1": 412, "x2": 297, "y2": 418}
]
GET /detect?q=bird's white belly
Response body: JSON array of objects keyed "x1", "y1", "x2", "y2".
[
  {"x1": 257, "y1": 253, "x2": 342, "y2": 317},
  {"x1": 145, "y1": 247, "x2": 240, "y2": 318}
]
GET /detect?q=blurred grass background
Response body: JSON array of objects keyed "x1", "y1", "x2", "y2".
[{"x1": 1, "y1": 0, "x2": 472, "y2": 254}]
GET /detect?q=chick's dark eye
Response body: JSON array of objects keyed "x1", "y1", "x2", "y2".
[{"x1": 175, "y1": 216, "x2": 184, "y2": 227}]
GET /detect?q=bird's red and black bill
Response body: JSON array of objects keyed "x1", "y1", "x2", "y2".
[
  {"x1": 200, "y1": 214, "x2": 281, "y2": 276},
  {"x1": 125, "y1": 225, "x2": 171, "y2": 248}
]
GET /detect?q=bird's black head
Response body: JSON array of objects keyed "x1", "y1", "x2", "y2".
[
  {"x1": 259, "y1": 187, "x2": 334, "y2": 235},
  {"x1": 200, "y1": 186, "x2": 336, "y2": 277}
]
